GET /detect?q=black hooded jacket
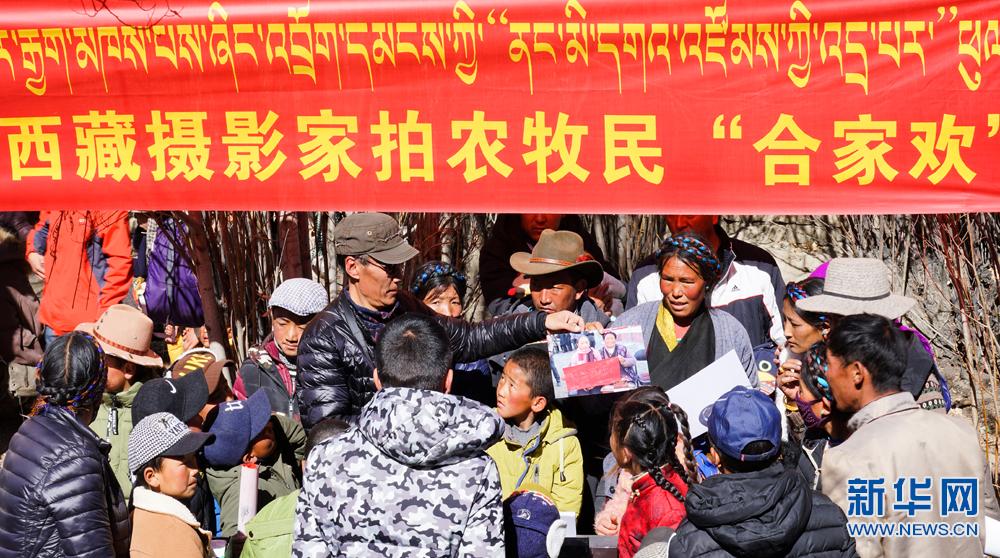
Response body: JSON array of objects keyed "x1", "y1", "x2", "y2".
[
  {"x1": 0, "y1": 405, "x2": 130, "y2": 557},
  {"x1": 296, "y1": 290, "x2": 548, "y2": 428},
  {"x1": 668, "y1": 463, "x2": 857, "y2": 558}
]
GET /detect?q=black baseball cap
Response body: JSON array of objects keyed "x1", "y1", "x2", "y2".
[{"x1": 132, "y1": 371, "x2": 210, "y2": 425}]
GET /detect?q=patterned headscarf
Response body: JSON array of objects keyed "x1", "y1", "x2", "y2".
[
  {"x1": 802, "y1": 341, "x2": 835, "y2": 404},
  {"x1": 411, "y1": 261, "x2": 468, "y2": 298},
  {"x1": 656, "y1": 232, "x2": 722, "y2": 289}
]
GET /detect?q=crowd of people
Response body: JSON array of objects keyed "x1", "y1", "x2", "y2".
[{"x1": 0, "y1": 210, "x2": 995, "y2": 558}]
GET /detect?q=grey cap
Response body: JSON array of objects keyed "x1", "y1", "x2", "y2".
[
  {"x1": 268, "y1": 278, "x2": 329, "y2": 316},
  {"x1": 128, "y1": 412, "x2": 214, "y2": 475},
  {"x1": 333, "y1": 213, "x2": 419, "y2": 264}
]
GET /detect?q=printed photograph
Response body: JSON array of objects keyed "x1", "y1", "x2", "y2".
[{"x1": 547, "y1": 325, "x2": 649, "y2": 398}]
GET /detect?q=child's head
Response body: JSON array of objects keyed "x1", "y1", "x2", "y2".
[
  {"x1": 610, "y1": 387, "x2": 694, "y2": 500},
  {"x1": 167, "y1": 350, "x2": 237, "y2": 430},
  {"x1": 503, "y1": 487, "x2": 568, "y2": 558},
  {"x1": 496, "y1": 347, "x2": 554, "y2": 425},
  {"x1": 129, "y1": 412, "x2": 214, "y2": 499},
  {"x1": 132, "y1": 370, "x2": 209, "y2": 427},
  {"x1": 609, "y1": 387, "x2": 697, "y2": 485},
  {"x1": 374, "y1": 314, "x2": 453, "y2": 392},
  {"x1": 797, "y1": 341, "x2": 846, "y2": 439},
  {"x1": 34, "y1": 331, "x2": 108, "y2": 423},
  {"x1": 705, "y1": 386, "x2": 782, "y2": 474},
  {"x1": 268, "y1": 278, "x2": 329, "y2": 358},
  {"x1": 204, "y1": 390, "x2": 275, "y2": 468}
]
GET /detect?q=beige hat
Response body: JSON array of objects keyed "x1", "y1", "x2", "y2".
[
  {"x1": 76, "y1": 304, "x2": 164, "y2": 368},
  {"x1": 509, "y1": 229, "x2": 604, "y2": 289},
  {"x1": 796, "y1": 258, "x2": 916, "y2": 320}
]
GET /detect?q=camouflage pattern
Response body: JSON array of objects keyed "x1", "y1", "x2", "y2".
[{"x1": 293, "y1": 387, "x2": 506, "y2": 557}]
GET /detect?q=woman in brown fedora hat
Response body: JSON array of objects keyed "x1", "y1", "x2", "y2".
[
  {"x1": 78, "y1": 304, "x2": 165, "y2": 499},
  {"x1": 615, "y1": 233, "x2": 757, "y2": 391}
]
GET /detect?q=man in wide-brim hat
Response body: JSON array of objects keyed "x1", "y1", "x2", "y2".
[
  {"x1": 491, "y1": 229, "x2": 609, "y2": 328},
  {"x1": 76, "y1": 303, "x2": 165, "y2": 498}
]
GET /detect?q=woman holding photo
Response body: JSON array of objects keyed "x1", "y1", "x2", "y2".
[{"x1": 615, "y1": 232, "x2": 756, "y2": 391}]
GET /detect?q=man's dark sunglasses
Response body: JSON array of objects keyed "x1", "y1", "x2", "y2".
[{"x1": 365, "y1": 258, "x2": 403, "y2": 277}]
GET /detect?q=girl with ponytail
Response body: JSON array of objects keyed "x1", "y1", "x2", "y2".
[{"x1": 609, "y1": 387, "x2": 693, "y2": 558}]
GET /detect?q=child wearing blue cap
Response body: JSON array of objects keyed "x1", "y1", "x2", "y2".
[
  {"x1": 503, "y1": 486, "x2": 570, "y2": 558},
  {"x1": 664, "y1": 385, "x2": 856, "y2": 557},
  {"x1": 203, "y1": 390, "x2": 306, "y2": 538}
]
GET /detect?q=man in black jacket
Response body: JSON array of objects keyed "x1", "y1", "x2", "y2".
[
  {"x1": 296, "y1": 213, "x2": 584, "y2": 429},
  {"x1": 664, "y1": 386, "x2": 857, "y2": 558}
]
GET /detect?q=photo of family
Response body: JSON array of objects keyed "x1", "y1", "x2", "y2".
[{"x1": 547, "y1": 325, "x2": 649, "y2": 398}]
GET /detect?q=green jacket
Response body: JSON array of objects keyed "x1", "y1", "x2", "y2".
[
  {"x1": 90, "y1": 381, "x2": 143, "y2": 499},
  {"x1": 240, "y1": 489, "x2": 298, "y2": 558},
  {"x1": 207, "y1": 414, "x2": 305, "y2": 537},
  {"x1": 487, "y1": 407, "x2": 584, "y2": 515}
]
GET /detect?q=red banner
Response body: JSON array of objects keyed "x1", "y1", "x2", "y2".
[
  {"x1": 0, "y1": 0, "x2": 998, "y2": 212},
  {"x1": 564, "y1": 359, "x2": 623, "y2": 391}
]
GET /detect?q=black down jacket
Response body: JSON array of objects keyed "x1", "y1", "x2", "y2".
[
  {"x1": 668, "y1": 462, "x2": 857, "y2": 558},
  {"x1": 0, "y1": 405, "x2": 130, "y2": 558},
  {"x1": 296, "y1": 290, "x2": 547, "y2": 428}
]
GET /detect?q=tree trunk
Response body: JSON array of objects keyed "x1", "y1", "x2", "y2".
[
  {"x1": 278, "y1": 212, "x2": 305, "y2": 280},
  {"x1": 297, "y1": 211, "x2": 312, "y2": 279},
  {"x1": 181, "y1": 211, "x2": 231, "y2": 359}
]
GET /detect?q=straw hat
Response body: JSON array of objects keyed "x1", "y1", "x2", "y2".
[
  {"x1": 76, "y1": 304, "x2": 164, "y2": 368},
  {"x1": 509, "y1": 230, "x2": 604, "y2": 289},
  {"x1": 796, "y1": 258, "x2": 916, "y2": 320}
]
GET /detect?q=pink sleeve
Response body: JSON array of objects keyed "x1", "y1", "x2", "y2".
[{"x1": 594, "y1": 471, "x2": 633, "y2": 536}]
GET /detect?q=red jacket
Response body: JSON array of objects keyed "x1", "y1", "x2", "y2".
[
  {"x1": 618, "y1": 467, "x2": 689, "y2": 558},
  {"x1": 26, "y1": 211, "x2": 132, "y2": 335}
]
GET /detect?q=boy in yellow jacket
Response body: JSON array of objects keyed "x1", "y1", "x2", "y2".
[{"x1": 488, "y1": 346, "x2": 584, "y2": 515}]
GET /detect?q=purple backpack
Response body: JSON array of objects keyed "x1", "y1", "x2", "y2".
[{"x1": 145, "y1": 219, "x2": 204, "y2": 327}]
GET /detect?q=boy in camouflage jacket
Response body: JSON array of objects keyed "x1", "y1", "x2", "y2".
[{"x1": 294, "y1": 314, "x2": 505, "y2": 557}]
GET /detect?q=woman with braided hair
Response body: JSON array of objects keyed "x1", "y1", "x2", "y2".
[
  {"x1": 409, "y1": 260, "x2": 494, "y2": 405},
  {"x1": 0, "y1": 331, "x2": 130, "y2": 557},
  {"x1": 776, "y1": 278, "x2": 828, "y2": 404},
  {"x1": 609, "y1": 388, "x2": 692, "y2": 558},
  {"x1": 615, "y1": 232, "x2": 756, "y2": 390},
  {"x1": 792, "y1": 341, "x2": 851, "y2": 491}
]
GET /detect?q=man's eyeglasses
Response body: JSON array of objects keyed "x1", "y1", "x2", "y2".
[{"x1": 365, "y1": 258, "x2": 403, "y2": 277}]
